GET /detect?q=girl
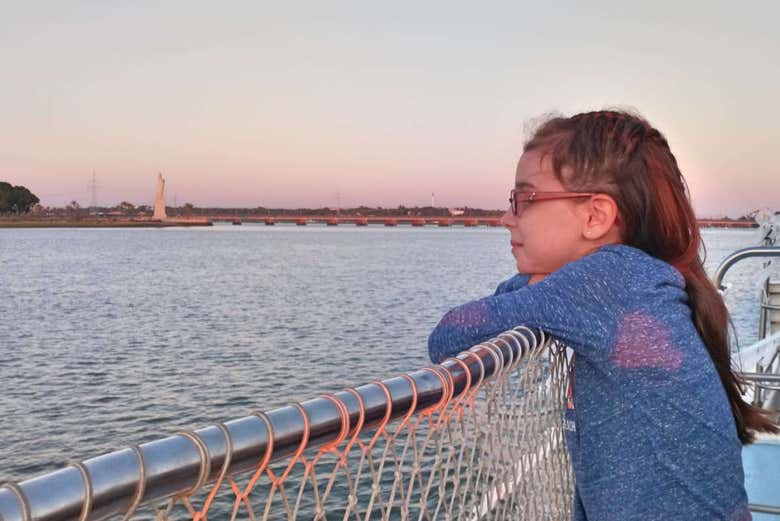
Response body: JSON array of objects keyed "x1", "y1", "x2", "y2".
[{"x1": 428, "y1": 110, "x2": 778, "y2": 520}]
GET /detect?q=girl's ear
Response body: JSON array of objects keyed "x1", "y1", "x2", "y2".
[{"x1": 582, "y1": 194, "x2": 620, "y2": 240}]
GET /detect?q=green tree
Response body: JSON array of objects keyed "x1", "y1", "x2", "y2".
[
  {"x1": 0, "y1": 182, "x2": 40, "y2": 214},
  {"x1": 66, "y1": 200, "x2": 81, "y2": 218},
  {"x1": 0, "y1": 182, "x2": 11, "y2": 211},
  {"x1": 118, "y1": 201, "x2": 136, "y2": 215}
]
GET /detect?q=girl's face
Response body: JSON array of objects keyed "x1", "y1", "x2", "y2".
[{"x1": 500, "y1": 150, "x2": 594, "y2": 277}]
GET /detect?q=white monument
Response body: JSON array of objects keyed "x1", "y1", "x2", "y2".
[{"x1": 153, "y1": 173, "x2": 167, "y2": 220}]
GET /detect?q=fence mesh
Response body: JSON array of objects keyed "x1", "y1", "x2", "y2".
[{"x1": 136, "y1": 335, "x2": 573, "y2": 521}]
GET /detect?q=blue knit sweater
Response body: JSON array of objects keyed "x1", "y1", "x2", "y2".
[{"x1": 428, "y1": 244, "x2": 750, "y2": 520}]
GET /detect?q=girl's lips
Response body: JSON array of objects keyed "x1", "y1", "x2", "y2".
[{"x1": 510, "y1": 241, "x2": 523, "y2": 248}]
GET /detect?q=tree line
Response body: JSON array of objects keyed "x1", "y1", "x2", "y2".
[{"x1": 0, "y1": 182, "x2": 39, "y2": 214}]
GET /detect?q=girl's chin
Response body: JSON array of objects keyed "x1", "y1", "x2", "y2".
[
  {"x1": 528, "y1": 273, "x2": 551, "y2": 284},
  {"x1": 515, "y1": 260, "x2": 548, "y2": 279}
]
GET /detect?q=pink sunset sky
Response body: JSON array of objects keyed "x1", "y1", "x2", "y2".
[{"x1": 1, "y1": 2, "x2": 778, "y2": 217}]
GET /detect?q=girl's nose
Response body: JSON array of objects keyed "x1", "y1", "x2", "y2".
[{"x1": 500, "y1": 208, "x2": 516, "y2": 228}]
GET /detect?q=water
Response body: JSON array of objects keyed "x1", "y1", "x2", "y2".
[{"x1": 0, "y1": 224, "x2": 775, "y2": 483}]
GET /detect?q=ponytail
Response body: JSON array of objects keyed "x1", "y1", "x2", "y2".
[{"x1": 679, "y1": 254, "x2": 779, "y2": 444}]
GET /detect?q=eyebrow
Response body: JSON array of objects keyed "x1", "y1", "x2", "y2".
[{"x1": 514, "y1": 181, "x2": 537, "y2": 190}]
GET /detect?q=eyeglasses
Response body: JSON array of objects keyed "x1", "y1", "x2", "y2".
[{"x1": 509, "y1": 189, "x2": 595, "y2": 216}]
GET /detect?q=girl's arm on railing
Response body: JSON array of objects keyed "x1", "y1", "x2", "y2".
[{"x1": 428, "y1": 245, "x2": 685, "y2": 364}]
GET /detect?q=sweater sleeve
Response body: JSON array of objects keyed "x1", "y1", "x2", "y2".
[
  {"x1": 428, "y1": 247, "x2": 634, "y2": 363},
  {"x1": 493, "y1": 273, "x2": 531, "y2": 295}
]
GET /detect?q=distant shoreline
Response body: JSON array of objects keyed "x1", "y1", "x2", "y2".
[
  {"x1": 0, "y1": 218, "x2": 212, "y2": 228},
  {"x1": 0, "y1": 216, "x2": 759, "y2": 229}
]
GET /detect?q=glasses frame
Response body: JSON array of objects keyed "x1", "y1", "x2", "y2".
[{"x1": 509, "y1": 189, "x2": 596, "y2": 216}]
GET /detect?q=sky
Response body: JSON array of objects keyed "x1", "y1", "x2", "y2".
[{"x1": 1, "y1": 1, "x2": 778, "y2": 216}]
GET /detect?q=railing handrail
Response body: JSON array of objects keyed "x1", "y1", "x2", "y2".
[
  {"x1": 0, "y1": 328, "x2": 546, "y2": 521},
  {"x1": 712, "y1": 246, "x2": 780, "y2": 290}
]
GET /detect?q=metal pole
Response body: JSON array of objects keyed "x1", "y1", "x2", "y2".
[
  {"x1": 750, "y1": 503, "x2": 780, "y2": 515},
  {"x1": 0, "y1": 329, "x2": 542, "y2": 521},
  {"x1": 739, "y1": 372, "x2": 780, "y2": 383},
  {"x1": 760, "y1": 276, "x2": 770, "y2": 341}
]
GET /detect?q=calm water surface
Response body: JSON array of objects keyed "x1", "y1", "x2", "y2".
[{"x1": 0, "y1": 225, "x2": 776, "y2": 482}]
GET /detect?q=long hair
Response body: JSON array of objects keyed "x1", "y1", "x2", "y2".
[{"x1": 524, "y1": 110, "x2": 778, "y2": 444}]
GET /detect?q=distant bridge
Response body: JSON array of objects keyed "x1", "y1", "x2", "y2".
[
  {"x1": 195, "y1": 215, "x2": 759, "y2": 228},
  {"x1": 697, "y1": 219, "x2": 759, "y2": 229},
  {"x1": 203, "y1": 215, "x2": 503, "y2": 227}
]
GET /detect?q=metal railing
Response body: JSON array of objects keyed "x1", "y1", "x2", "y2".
[
  {"x1": 5, "y1": 322, "x2": 777, "y2": 521},
  {"x1": 1, "y1": 327, "x2": 572, "y2": 521},
  {"x1": 712, "y1": 246, "x2": 780, "y2": 291}
]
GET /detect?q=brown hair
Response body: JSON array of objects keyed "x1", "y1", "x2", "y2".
[{"x1": 524, "y1": 109, "x2": 778, "y2": 444}]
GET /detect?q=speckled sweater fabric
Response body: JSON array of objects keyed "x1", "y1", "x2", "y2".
[{"x1": 428, "y1": 245, "x2": 750, "y2": 520}]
